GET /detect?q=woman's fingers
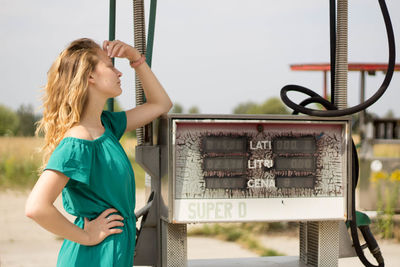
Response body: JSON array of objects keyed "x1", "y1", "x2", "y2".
[
  {"x1": 109, "y1": 228, "x2": 123, "y2": 234},
  {"x1": 108, "y1": 44, "x2": 121, "y2": 57},
  {"x1": 102, "y1": 40, "x2": 109, "y2": 51},
  {"x1": 103, "y1": 40, "x2": 137, "y2": 60},
  {"x1": 103, "y1": 40, "x2": 124, "y2": 57},
  {"x1": 103, "y1": 40, "x2": 116, "y2": 56},
  {"x1": 82, "y1": 209, "x2": 125, "y2": 245},
  {"x1": 116, "y1": 46, "x2": 127, "y2": 57},
  {"x1": 99, "y1": 208, "x2": 125, "y2": 229},
  {"x1": 111, "y1": 45, "x2": 124, "y2": 58},
  {"x1": 106, "y1": 214, "x2": 124, "y2": 222},
  {"x1": 100, "y1": 208, "x2": 118, "y2": 218},
  {"x1": 107, "y1": 220, "x2": 124, "y2": 228}
]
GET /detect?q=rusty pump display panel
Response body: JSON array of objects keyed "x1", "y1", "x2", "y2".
[{"x1": 159, "y1": 114, "x2": 352, "y2": 223}]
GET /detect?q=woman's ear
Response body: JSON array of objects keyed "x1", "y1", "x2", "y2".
[{"x1": 88, "y1": 74, "x2": 96, "y2": 84}]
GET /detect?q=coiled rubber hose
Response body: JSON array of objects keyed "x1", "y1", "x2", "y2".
[
  {"x1": 283, "y1": 1, "x2": 395, "y2": 266},
  {"x1": 296, "y1": 99, "x2": 384, "y2": 267},
  {"x1": 281, "y1": 0, "x2": 395, "y2": 117}
]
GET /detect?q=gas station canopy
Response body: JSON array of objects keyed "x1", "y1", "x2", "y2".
[
  {"x1": 290, "y1": 63, "x2": 400, "y2": 72},
  {"x1": 290, "y1": 63, "x2": 400, "y2": 100}
]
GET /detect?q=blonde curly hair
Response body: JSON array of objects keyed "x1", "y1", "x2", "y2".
[{"x1": 36, "y1": 38, "x2": 101, "y2": 171}]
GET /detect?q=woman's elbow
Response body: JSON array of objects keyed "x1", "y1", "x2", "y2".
[
  {"x1": 158, "y1": 101, "x2": 172, "y2": 115},
  {"x1": 25, "y1": 197, "x2": 43, "y2": 220},
  {"x1": 25, "y1": 208, "x2": 35, "y2": 220},
  {"x1": 165, "y1": 100, "x2": 173, "y2": 113},
  {"x1": 25, "y1": 201, "x2": 37, "y2": 219}
]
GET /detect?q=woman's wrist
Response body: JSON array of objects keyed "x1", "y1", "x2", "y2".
[
  {"x1": 129, "y1": 54, "x2": 146, "y2": 68},
  {"x1": 80, "y1": 229, "x2": 95, "y2": 246},
  {"x1": 128, "y1": 47, "x2": 141, "y2": 62},
  {"x1": 130, "y1": 54, "x2": 142, "y2": 62}
]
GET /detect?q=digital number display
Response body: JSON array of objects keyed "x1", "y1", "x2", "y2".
[
  {"x1": 203, "y1": 136, "x2": 247, "y2": 153},
  {"x1": 273, "y1": 136, "x2": 316, "y2": 154},
  {"x1": 204, "y1": 157, "x2": 247, "y2": 172},
  {"x1": 205, "y1": 177, "x2": 247, "y2": 189},
  {"x1": 275, "y1": 176, "x2": 315, "y2": 188},
  {"x1": 275, "y1": 156, "x2": 316, "y2": 171}
]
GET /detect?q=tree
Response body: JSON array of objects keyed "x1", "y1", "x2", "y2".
[
  {"x1": 16, "y1": 104, "x2": 39, "y2": 136},
  {"x1": 233, "y1": 97, "x2": 289, "y2": 115},
  {"x1": 384, "y1": 109, "x2": 395, "y2": 119},
  {"x1": 258, "y1": 97, "x2": 290, "y2": 114},
  {"x1": 171, "y1": 103, "x2": 184, "y2": 113},
  {"x1": 233, "y1": 101, "x2": 258, "y2": 114},
  {"x1": 0, "y1": 104, "x2": 19, "y2": 136},
  {"x1": 188, "y1": 106, "x2": 200, "y2": 114}
]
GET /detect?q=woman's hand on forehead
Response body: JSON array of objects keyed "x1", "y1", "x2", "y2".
[{"x1": 102, "y1": 40, "x2": 141, "y2": 62}]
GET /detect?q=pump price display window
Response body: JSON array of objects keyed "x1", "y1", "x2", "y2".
[{"x1": 168, "y1": 115, "x2": 351, "y2": 223}]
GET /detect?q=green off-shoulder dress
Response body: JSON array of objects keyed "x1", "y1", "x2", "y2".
[{"x1": 45, "y1": 111, "x2": 136, "y2": 267}]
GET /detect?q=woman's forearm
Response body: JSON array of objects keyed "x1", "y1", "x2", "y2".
[
  {"x1": 102, "y1": 40, "x2": 172, "y2": 112},
  {"x1": 26, "y1": 203, "x2": 89, "y2": 245},
  {"x1": 25, "y1": 170, "x2": 90, "y2": 246},
  {"x1": 134, "y1": 61, "x2": 173, "y2": 112}
]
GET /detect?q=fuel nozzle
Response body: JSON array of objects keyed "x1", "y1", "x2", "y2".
[{"x1": 359, "y1": 225, "x2": 384, "y2": 266}]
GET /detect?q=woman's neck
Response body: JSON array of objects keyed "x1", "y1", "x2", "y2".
[{"x1": 80, "y1": 94, "x2": 107, "y2": 129}]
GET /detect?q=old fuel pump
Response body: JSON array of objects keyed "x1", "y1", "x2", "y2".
[
  {"x1": 132, "y1": 0, "x2": 396, "y2": 266},
  {"x1": 164, "y1": 115, "x2": 351, "y2": 223},
  {"x1": 135, "y1": 114, "x2": 352, "y2": 267}
]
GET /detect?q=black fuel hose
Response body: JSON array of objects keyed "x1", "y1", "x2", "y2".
[
  {"x1": 349, "y1": 147, "x2": 384, "y2": 267},
  {"x1": 282, "y1": 1, "x2": 393, "y2": 265},
  {"x1": 281, "y1": 0, "x2": 395, "y2": 117},
  {"x1": 293, "y1": 95, "x2": 383, "y2": 266}
]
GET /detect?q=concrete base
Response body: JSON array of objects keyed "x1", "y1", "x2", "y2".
[{"x1": 188, "y1": 256, "x2": 307, "y2": 267}]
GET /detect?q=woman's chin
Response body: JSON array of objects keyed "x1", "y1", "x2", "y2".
[{"x1": 112, "y1": 88, "x2": 122, "y2": 98}]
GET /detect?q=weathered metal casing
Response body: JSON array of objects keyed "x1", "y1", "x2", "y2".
[{"x1": 158, "y1": 114, "x2": 352, "y2": 224}]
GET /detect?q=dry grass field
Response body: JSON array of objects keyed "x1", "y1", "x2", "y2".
[
  {"x1": 0, "y1": 137, "x2": 43, "y2": 189},
  {"x1": 0, "y1": 136, "x2": 144, "y2": 190},
  {"x1": 1, "y1": 135, "x2": 399, "y2": 190},
  {"x1": 373, "y1": 143, "x2": 400, "y2": 157},
  {"x1": 0, "y1": 137, "x2": 44, "y2": 157}
]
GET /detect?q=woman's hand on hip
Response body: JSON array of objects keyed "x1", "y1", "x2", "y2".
[
  {"x1": 83, "y1": 208, "x2": 124, "y2": 246},
  {"x1": 102, "y1": 40, "x2": 141, "y2": 62}
]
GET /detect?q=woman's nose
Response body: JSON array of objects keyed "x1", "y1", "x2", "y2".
[{"x1": 115, "y1": 69, "x2": 122, "y2": 77}]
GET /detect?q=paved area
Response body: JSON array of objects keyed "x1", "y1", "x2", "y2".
[
  {"x1": 1, "y1": 189, "x2": 399, "y2": 267},
  {"x1": 257, "y1": 234, "x2": 400, "y2": 267}
]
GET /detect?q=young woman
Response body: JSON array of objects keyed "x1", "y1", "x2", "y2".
[{"x1": 25, "y1": 38, "x2": 172, "y2": 266}]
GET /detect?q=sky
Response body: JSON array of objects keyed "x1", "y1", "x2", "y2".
[{"x1": 1, "y1": 0, "x2": 400, "y2": 117}]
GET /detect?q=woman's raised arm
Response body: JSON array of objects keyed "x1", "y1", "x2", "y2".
[{"x1": 103, "y1": 40, "x2": 173, "y2": 132}]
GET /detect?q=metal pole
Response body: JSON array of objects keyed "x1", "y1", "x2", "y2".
[
  {"x1": 359, "y1": 70, "x2": 366, "y2": 138},
  {"x1": 133, "y1": 0, "x2": 147, "y2": 145},
  {"x1": 107, "y1": 0, "x2": 116, "y2": 112},
  {"x1": 330, "y1": 0, "x2": 336, "y2": 105},
  {"x1": 334, "y1": 0, "x2": 348, "y2": 109},
  {"x1": 146, "y1": 0, "x2": 157, "y2": 68},
  {"x1": 323, "y1": 70, "x2": 327, "y2": 100},
  {"x1": 302, "y1": 1, "x2": 347, "y2": 266}
]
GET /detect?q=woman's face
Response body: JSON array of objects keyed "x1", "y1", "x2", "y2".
[{"x1": 89, "y1": 49, "x2": 122, "y2": 98}]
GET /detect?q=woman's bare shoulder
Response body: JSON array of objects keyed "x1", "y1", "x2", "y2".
[{"x1": 64, "y1": 125, "x2": 93, "y2": 140}]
